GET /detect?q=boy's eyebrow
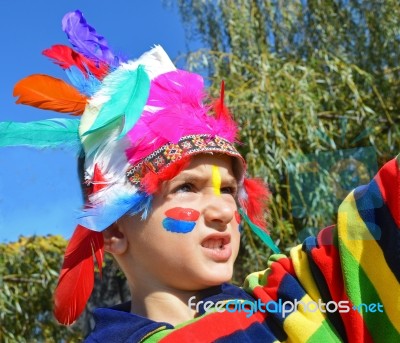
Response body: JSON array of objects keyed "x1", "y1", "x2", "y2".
[{"x1": 170, "y1": 169, "x2": 238, "y2": 186}]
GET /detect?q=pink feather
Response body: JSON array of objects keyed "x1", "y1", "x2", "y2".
[
  {"x1": 146, "y1": 70, "x2": 205, "y2": 108},
  {"x1": 126, "y1": 70, "x2": 238, "y2": 165}
]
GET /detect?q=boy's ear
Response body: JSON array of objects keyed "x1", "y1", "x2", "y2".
[{"x1": 102, "y1": 221, "x2": 128, "y2": 255}]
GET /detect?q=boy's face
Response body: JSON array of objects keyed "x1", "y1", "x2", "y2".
[{"x1": 121, "y1": 154, "x2": 241, "y2": 291}]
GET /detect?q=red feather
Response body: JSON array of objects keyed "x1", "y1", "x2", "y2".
[
  {"x1": 141, "y1": 156, "x2": 191, "y2": 194},
  {"x1": 13, "y1": 74, "x2": 87, "y2": 115},
  {"x1": 92, "y1": 163, "x2": 108, "y2": 194},
  {"x1": 214, "y1": 80, "x2": 229, "y2": 120},
  {"x1": 242, "y1": 178, "x2": 270, "y2": 231},
  {"x1": 213, "y1": 80, "x2": 238, "y2": 139},
  {"x1": 43, "y1": 44, "x2": 109, "y2": 80},
  {"x1": 54, "y1": 225, "x2": 104, "y2": 325}
]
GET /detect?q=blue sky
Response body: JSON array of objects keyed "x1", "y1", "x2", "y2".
[{"x1": 0, "y1": 1, "x2": 192, "y2": 242}]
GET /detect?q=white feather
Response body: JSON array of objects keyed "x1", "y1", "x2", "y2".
[
  {"x1": 79, "y1": 45, "x2": 177, "y2": 211},
  {"x1": 122, "y1": 45, "x2": 176, "y2": 79},
  {"x1": 81, "y1": 45, "x2": 175, "y2": 150},
  {"x1": 88, "y1": 45, "x2": 175, "y2": 110},
  {"x1": 84, "y1": 126, "x2": 133, "y2": 205}
]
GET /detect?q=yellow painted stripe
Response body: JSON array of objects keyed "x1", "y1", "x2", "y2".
[
  {"x1": 338, "y1": 191, "x2": 400, "y2": 332},
  {"x1": 290, "y1": 244, "x2": 323, "y2": 302},
  {"x1": 212, "y1": 165, "x2": 221, "y2": 196}
]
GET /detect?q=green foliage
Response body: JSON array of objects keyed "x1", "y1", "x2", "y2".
[
  {"x1": 0, "y1": 236, "x2": 130, "y2": 342},
  {"x1": 0, "y1": 236, "x2": 83, "y2": 342},
  {"x1": 174, "y1": 0, "x2": 400, "y2": 277}
]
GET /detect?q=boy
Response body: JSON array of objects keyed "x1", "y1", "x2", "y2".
[{"x1": 3, "y1": 10, "x2": 399, "y2": 342}]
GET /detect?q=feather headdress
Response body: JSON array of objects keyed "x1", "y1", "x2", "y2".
[{"x1": 1, "y1": 10, "x2": 279, "y2": 325}]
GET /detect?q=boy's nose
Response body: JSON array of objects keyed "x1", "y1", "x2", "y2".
[{"x1": 203, "y1": 195, "x2": 235, "y2": 229}]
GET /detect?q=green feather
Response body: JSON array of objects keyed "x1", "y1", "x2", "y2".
[
  {"x1": 239, "y1": 208, "x2": 281, "y2": 254},
  {"x1": 84, "y1": 65, "x2": 150, "y2": 138},
  {"x1": 0, "y1": 118, "x2": 81, "y2": 149}
]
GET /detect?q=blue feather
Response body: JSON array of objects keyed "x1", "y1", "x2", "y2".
[
  {"x1": 77, "y1": 192, "x2": 152, "y2": 231},
  {"x1": 65, "y1": 66, "x2": 101, "y2": 96},
  {"x1": 83, "y1": 65, "x2": 150, "y2": 139},
  {"x1": 0, "y1": 118, "x2": 81, "y2": 149}
]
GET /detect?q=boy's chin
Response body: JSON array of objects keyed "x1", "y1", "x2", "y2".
[{"x1": 200, "y1": 268, "x2": 234, "y2": 288}]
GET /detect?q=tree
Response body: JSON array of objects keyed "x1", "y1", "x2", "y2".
[
  {"x1": 173, "y1": 0, "x2": 400, "y2": 274},
  {"x1": 0, "y1": 236, "x2": 83, "y2": 342},
  {"x1": 0, "y1": 236, "x2": 129, "y2": 342}
]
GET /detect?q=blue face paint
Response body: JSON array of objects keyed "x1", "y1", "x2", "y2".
[
  {"x1": 162, "y1": 207, "x2": 199, "y2": 234},
  {"x1": 162, "y1": 218, "x2": 196, "y2": 233}
]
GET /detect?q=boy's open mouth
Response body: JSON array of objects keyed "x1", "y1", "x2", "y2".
[
  {"x1": 201, "y1": 234, "x2": 232, "y2": 261},
  {"x1": 201, "y1": 234, "x2": 230, "y2": 249}
]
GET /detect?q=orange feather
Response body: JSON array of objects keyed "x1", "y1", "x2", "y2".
[
  {"x1": 53, "y1": 225, "x2": 104, "y2": 325},
  {"x1": 13, "y1": 74, "x2": 88, "y2": 115}
]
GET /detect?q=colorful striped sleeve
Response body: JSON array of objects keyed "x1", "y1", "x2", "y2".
[
  {"x1": 337, "y1": 154, "x2": 400, "y2": 341},
  {"x1": 243, "y1": 155, "x2": 400, "y2": 342}
]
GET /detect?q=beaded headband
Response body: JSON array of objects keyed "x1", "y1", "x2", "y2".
[{"x1": 126, "y1": 134, "x2": 243, "y2": 185}]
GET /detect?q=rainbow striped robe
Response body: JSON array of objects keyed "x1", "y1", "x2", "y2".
[{"x1": 86, "y1": 156, "x2": 400, "y2": 342}]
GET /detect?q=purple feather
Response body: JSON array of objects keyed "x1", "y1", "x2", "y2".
[{"x1": 62, "y1": 10, "x2": 123, "y2": 67}]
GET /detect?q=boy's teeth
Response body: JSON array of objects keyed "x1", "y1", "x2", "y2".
[{"x1": 203, "y1": 239, "x2": 223, "y2": 249}]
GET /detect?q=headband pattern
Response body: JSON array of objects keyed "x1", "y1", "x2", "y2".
[{"x1": 126, "y1": 134, "x2": 243, "y2": 185}]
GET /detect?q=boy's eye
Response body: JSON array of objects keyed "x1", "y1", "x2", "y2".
[
  {"x1": 221, "y1": 186, "x2": 237, "y2": 197},
  {"x1": 174, "y1": 183, "x2": 194, "y2": 193}
]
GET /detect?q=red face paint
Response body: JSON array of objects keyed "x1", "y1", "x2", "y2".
[
  {"x1": 234, "y1": 211, "x2": 241, "y2": 224},
  {"x1": 165, "y1": 207, "x2": 200, "y2": 221}
]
